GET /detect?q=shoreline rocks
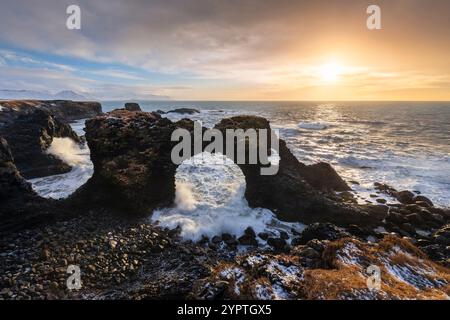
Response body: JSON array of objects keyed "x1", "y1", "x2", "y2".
[
  {"x1": 124, "y1": 102, "x2": 142, "y2": 112},
  {"x1": 74, "y1": 111, "x2": 379, "y2": 228},
  {"x1": 0, "y1": 109, "x2": 82, "y2": 179},
  {"x1": 1, "y1": 106, "x2": 450, "y2": 300},
  {"x1": 156, "y1": 108, "x2": 200, "y2": 115},
  {"x1": 0, "y1": 100, "x2": 102, "y2": 125}
]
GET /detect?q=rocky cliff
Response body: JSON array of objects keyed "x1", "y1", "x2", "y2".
[
  {"x1": 0, "y1": 109, "x2": 82, "y2": 179},
  {"x1": 0, "y1": 100, "x2": 102, "y2": 125}
]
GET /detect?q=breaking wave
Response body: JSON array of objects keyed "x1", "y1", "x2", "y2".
[{"x1": 151, "y1": 152, "x2": 303, "y2": 242}]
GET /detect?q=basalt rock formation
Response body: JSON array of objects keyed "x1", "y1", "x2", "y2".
[
  {"x1": 124, "y1": 102, "x2": 142, "y2": 112},
  {"x1": 74, "y1": 110, "x2": 384, "y2": 227},
  {"x1": 0, "y1": 109, "x2": 82, "y2": 179},
  {"x1": 0, "y1": 137, "x2": 58, "y2": 234},
  {"x1": 156, "y1": 108, "x2": 200, "y2": 115},
  {"x1": 72, "y1": 110, "x2": 179, "y2": 213},
  {"x1": 0, "y1": 100, "x2": 102, "y2": 125},
  {"x1": 0, "y1": 137, "x2": 34, "y2": 198}
]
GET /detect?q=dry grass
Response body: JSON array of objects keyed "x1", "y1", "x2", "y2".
[{"x1": 201, "y1": 236, "x2": 450, "y2": 300}]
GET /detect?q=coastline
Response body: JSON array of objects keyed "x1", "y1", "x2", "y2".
[{"x1": 0, "y1": 100, "x2": 449, "y2": 300}]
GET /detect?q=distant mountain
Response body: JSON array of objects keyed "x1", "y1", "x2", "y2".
[
  {"x1": 0, "y1": 89, "x2": 89, "y2": 101},
  {"x1": 53, "y1": 90, "x2": 89, "y2": 100}
]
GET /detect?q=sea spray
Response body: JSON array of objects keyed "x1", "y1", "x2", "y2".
[
  {"x1": 29, "y1": 136, "x2": 93, "y2": 199},
  {"x1": 151, "y1": 152, "x2": 303, "y2": 242},
  {"x1": 45, "y1": 137, "x2": 87, "y2": 166}
]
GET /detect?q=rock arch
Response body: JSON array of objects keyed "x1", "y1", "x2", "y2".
[{"x1": 72, "y1": 109, "x2": 384, "y2": 227}]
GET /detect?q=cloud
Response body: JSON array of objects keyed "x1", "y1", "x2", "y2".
[
  {"x1": 85, "y1": 69, "x2": 146, "y2": 81},
  {"x1": 0, "y1": 50, "x2": 75, "y2": 71},
  {"x1": 1, "y1": 0, "x2": 450, "y2": 99}
]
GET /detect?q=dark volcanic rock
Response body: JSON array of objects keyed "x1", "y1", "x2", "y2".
[
  {"x1": 75, "y1": 112, "x2": 384, "y2": 228},
  {"x1": 73, "y1": 110, "x2": 176, "y2": 214},
  {"x1": 413, "y1": 195, "x2": 434, "y2": 207},
  {"x1": 213, "y1": 116, "x2": 377, "y2": 227},
  {"x1": 167, "y1": 108, "x2": 200, "y2": 115},
  {"x1": 267, "y1": 237, "x2": 288, "y2": 252},
  {"x1": 0, "y1": 100, "x2": 102, "y2": 124},
  {"x1": 0, "y1": 137, "x2": 61, "y2": 233},
  {"x1": 0, "y1": 109, "x2": 81, "y2": 178},
  {"x1": 395, "y1": 190, "x2": 415, "y2": 204},
  {"x1": 296, "y1": 223, "x2": 350, "y2": 245},
  {"x1": 0, "y1": 137, "x2": 34, "y2": 197},
  {"x1": 433, "y1": 225, "x2": 450, "y2": 246},
  {"x1": 124, "y1": 103, "x2": 142, "y2": 112},
  {"x1": 300, "y1": 162, "x2": 350, "y2": 192},
  {"x1": 238, "y1": 227, "x2": 258, "y2": 246}
]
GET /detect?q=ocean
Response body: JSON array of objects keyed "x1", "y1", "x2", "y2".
[{"x1": 29, "y1": 101, "x2": 450, "y2": 241}]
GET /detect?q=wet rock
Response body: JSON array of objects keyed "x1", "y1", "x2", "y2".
[
  {"x1": 301, "y1": 162, "x2": 351, "y2": 192},
  {"x1": 224, "y1": 237, "x2": 238, "y2": 248},
  {"x1": 244, "y1": 227, "x2": 256, "y2": 238},
  {"x1": 267, "y1": 237, "x2": 288, "y2": 252},
  {"x1": 417, "y1": 209, "x2": 433, "y2": 221},
  {"x1": 386, "y1": 211, "x2": 408, "y2": 225},
  {"x1": 0, "y1": 109, "x2": 82, "y2": 179},
  {"x1": 416, "y1": 239, "x2": 432, "y2": 247},
  {"x1": 258, "y1": 232, "x2": 269, "y2": 241},
  {"x1": 296, "y1": 223, "x2": 349, "y2": 245},
  {"x1": 339, "y1": 191, "x2": 356, "y2": 202},
  {"x1": 291, "y1": 237, "x2": 302, "y2": 246},
  {"x1": 211, "y1": 236, "x2": 222, "y2": 244},
  {"x1": 395, "y1": 191, "x2": 415, "y2": 205},
  {"x1": 413, "y1": 196, "x2": 433, "y2": 207},
  {"x1": 433, "y1": 226, "x2": 450, "y2": 246},
  {"x1": 431, "y1": 214, "x2": 445, "y2": 225},
  {"x1": 198, "y1": 235, "x2": 210, "y2": 245},
  {"x1": 401, "y1": 223, "x2": 416, "y2": 235},
  {"x1": 279, "y1": 231, "x2": 289, "y2": 240},
  {"x1": 221, "y1": 233, "x2": 233, "y2": 242},
  {"x1": 362, "y1": 205, "x2": 389, "y2": 222},
  {"x1": 346, "y1": 224, "x2": 370, "y2": 238},
  {"x1": 167, "y1": 108, "x2": 200, "y2": 115},
  {"x1": 238, "y1": 227, "x2": 258, "y2": 246}
]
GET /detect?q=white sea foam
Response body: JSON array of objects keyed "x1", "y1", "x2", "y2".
[
  {"x1": 29, "y1": 135, "x2": 93, "y2": 199},
  {"x1": 45, "y1": 138, "x2": 87, "y2": 167},
  {"x1": 151, "y1": 152, "x2": 304, "y2": 242},
  {"x1": 298, "y1": 121, "x2": 329, "y2": 130}
]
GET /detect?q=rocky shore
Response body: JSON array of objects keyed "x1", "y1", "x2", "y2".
[{"x1": 0, "y1": 102, "x2": 449, "y2": 300}]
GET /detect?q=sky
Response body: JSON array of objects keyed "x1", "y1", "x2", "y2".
[{"x1": 0, "y1": 0, "x2": 449, "y2": 101}]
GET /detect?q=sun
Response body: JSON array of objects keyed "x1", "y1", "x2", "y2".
[{"x1": 320, "y1": 62, "x2": 342, "y2": 82}]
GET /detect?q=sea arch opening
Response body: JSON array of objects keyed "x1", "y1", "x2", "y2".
[{"x1": 151, "y1": 151, "x2": 278, "y2": 242}]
